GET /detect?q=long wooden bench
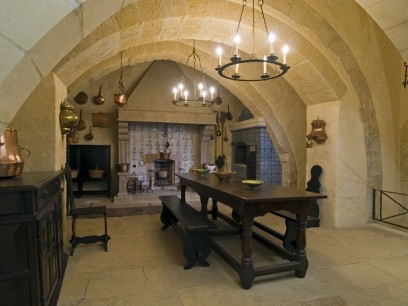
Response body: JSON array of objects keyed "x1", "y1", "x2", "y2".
[
  {"x1": 159, "y1": 195, "x2": 217, "y2": 270},
  {"x1": 257, "y1": 211, "x2": 319, "y2": 253}
]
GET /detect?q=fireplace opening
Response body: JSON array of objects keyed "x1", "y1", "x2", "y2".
[
  {"x1": 234, "y1": 142, "x2": 247, "y2": 164},
  {"x1": 154, "y1": 159, "x2": 175, "y2": 187},
  {"x1": 233, "y1": 142, "x2": 257, "y2": 180}
]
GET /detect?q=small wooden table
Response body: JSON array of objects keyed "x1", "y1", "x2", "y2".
[{"x1": 177, "y1": 173, "x2": 327, "y2": 289}]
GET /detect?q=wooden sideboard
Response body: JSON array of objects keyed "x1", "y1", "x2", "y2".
[{"x1": 0, "y1": 171, "x2": 68, "y2": 306}]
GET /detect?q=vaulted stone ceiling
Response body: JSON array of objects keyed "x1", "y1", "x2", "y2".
[
  {"x1": 53, "y1": 0, "x2": 349, "y2": 107},
  {"x1": 356, "y1": 0, "x2": 408, "y2": 61}
]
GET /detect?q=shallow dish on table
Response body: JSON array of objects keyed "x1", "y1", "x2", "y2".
[
  {"x1": 242, "y1": 180, "x2": 264, "y2": 189},
  {"x1": 195, "y1": 168, "x2": 210, "y2": 175},
  {"x1": 213, "y1": 170, "x2": 234, "y2": 182}
]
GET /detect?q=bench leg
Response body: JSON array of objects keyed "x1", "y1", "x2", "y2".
[
  {"x1": 160, "y1": 205, "x2": 178, "y2": 230},
  {"x1": 183, "y1": 231, "x2": 211, "y2": 270}
]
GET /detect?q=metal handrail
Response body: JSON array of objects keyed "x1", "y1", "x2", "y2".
[{"x1": 372, "y1": 189, "x2": 408, "y2": 230}]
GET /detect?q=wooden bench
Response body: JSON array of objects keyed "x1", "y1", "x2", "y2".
[
  {"x1": 220, "y1": 207, "x2": 319, "y2": 254},
  {"x1": 159, "y1": 195, "x2": 217, "y2": 270},
  {"x1": 254, "y1": 210, "x2": 320, "y2": 253}
]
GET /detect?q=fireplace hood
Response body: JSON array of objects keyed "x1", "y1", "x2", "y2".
[{"x1": 118, "y1": 60, "x2": 216, "y2": 125}]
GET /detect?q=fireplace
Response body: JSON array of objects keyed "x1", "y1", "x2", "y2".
[
  {"x1": 154, "y1": 159, "x2": 175, "y2": 187},
  {"x1": 230, "y1": 117, "x2": 282, "y2": 185},
  {"x1": 233, "y1": 142, "x2": 257, "y2": 180}
]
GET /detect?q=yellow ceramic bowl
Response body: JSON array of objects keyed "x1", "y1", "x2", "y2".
[
  {"x1": 242, "y1": 180, "x2": 264, "y2": 189},
  {"x1": 195, "y1": 168, "x2": 210, "y2": 175},
  {"x1": 213, "y1": 171, "x2": 234, "y2": 182}
]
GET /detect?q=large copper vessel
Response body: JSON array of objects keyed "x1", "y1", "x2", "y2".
[{"x1": 0, "y1": 128, "x2": 30, "y2": 177}]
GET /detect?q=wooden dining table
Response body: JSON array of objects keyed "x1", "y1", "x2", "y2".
[{"x1": 177, "y1": 172, "x2": 327, "y2": 289}]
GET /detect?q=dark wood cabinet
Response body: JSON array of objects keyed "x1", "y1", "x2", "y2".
[
  {"x1": 67, "y1": 145, "x2": 111, "y2": 198},
  {"x1": 0, "y1": 171, "x2": 67, "y2": 306}
]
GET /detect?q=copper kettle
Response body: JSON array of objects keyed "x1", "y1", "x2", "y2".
[{"x1": 0, "y1": 128, "x2": 31, "y2": 177}]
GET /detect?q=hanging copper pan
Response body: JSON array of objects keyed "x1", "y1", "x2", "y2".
[
  {"x1": 84, "y1": 126, "x2": 94, "y2": 141},
  {"x1": 94, "y1": 86, "x2": 105, "y2": 105},
  {"x1": 76, "y1": 109, "x2": 86, "y2": 131}
]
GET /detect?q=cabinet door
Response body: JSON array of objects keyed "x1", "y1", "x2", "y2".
[
  {"x1": 0, "y1": 221, "x2": 38, "y2": 306},
  {"x1": 38, "y1": 203, "x2": 59, "y2": 306}
]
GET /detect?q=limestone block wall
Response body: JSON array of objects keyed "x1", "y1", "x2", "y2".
[{"x1": 9, "y1": 73, "x2": 66, "y2": 173}]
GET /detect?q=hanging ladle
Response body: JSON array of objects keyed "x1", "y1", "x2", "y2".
[
  {"x1": 216, "y1": 112, "x2": 222, "y2": 136},
  {"x1": 84, "y1": 126, "x2": 94, "y2": 141},
  {"x1": 226, "y1": 105, "x2": 233, "y2": 121},
  {"x1": 223, "y1": 126, "x2": 228, "y2": 142}
]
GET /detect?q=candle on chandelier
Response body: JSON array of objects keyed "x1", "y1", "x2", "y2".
[
  {"x1": 173, "y1": 88, "x2": 177, "y2": 100},
  {"x1": 234, "y1": 35, "x2": 240, "y2": 56},
  {"x1": 216, "y1": 46, "x2": 223, "y2": 66},
  {"x1": 282, "y1": 45, "x2": 289, "y2": 65},
  {"x1": 210, "y1": 87, "x2": 215, "y2": 100},
  {"x1": 179, "y1": 83, "x2": 184, "y2": 97},
  {"x1": 263, "y1": 56, "x2": 267, "y2": 74},
  {"x1": 268, "y1": 33, "x2": 276, "y2": 55},
  {"x1": 235, "y1": 63, "x2": 239, "y2": 74}
]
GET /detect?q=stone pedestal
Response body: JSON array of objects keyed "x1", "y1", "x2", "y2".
[{"x1": 116, "y1": 172, "x2": 129, "y2": 198}]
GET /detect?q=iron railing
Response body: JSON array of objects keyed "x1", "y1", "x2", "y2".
[{"x1": 372, "y1": 189, "x2": 408, "y2": 230}]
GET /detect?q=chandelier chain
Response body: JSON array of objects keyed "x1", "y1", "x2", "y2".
[
  {"x1": 118, "y1": 51, "x2": 125, "y2": 92},
  {"x1": 172, "y1": 41, "x2": 217, "y2": 107},
  {"x1": 259, "y1": 0, "x2": 270, "y2": 40},
  {"x1": 214, "y1": 0, "x2": 290, "y2": 81}
]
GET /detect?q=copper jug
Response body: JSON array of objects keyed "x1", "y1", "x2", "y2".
[{"x1": 0, "y1": 128, "x2": 31, "y2": 177}]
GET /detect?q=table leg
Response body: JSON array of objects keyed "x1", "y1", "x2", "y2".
[
  {"x1": 180, "y1": 184, "x2": 186, "y2": 203},
  {"x1": 199, "y1": 195, "x2": 209, "y2": 217},
  {"x1": 78, "y1": 182, "x2": 82, "y2": 198},
  {"x1": 210, "y1": 199, "x2": 218, "y2": 220},
  {"x1": 239, "y1": 213, "x2": 255, "y2": 289},
  {"x1": 295, "y1": 201, "x2": 309, "y2": 278}
]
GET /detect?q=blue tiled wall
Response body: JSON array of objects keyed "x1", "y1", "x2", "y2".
[{"x1": 232, "y1": 106, "x2": 282, "y2": 185}]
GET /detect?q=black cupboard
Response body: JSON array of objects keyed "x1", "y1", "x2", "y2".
[
  {"x1": 67, "y1": 145, "x2": 111, "y2": 198},
  {"x1": 0, "y1": 171, "x2": 67, "y2": 306}
]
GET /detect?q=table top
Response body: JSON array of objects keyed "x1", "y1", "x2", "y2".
[{"x1": 177, "y1": 173, "x2": 327, "y2": 203}]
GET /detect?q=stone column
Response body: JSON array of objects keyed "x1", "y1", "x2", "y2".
[{"x1": 115, "y1": 122, "x2": 130, "y2": 202}]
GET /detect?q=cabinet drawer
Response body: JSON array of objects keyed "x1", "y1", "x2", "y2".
[
  {"x1": 0, "y1": 192, "x2": 26, "y2": 216},
  {"x1": 36, "y1": 177, "x2": 60, "y2": 211}
]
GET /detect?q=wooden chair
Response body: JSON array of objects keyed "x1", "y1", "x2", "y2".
[{"x1": 64, "y1": 163, "x2": 110, "y2": 255}]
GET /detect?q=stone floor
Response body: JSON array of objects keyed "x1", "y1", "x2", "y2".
[{"x1": 58, "y1": 193, "x2": 408, "y2": 306}]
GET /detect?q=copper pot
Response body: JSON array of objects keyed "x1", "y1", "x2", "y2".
[
  {"x1": 159, "y1": 152, "x2": 170, "y2": 160},
  {"x1": 67, "y1": 131, "x2": 79, "y2": 144},
  {"x1": 114, "y1": 93, "x2": 127, "y2": 107},
  {"x1": 0, "y1": 128, "x2": 30, "y2": 177},
  {"x1": 116, "y1": 163, "x2": 130, "y2": 173}
]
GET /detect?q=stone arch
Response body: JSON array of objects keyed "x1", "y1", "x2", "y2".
[{"x1": 0, "y1": 0, "x2": 384, "y2": 192}]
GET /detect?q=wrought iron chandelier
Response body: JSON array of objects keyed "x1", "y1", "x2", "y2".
[
  {"x1": 172, "y1": 41, "x2": 216, "y2": 107},
  {"x1": 215, "y1": 0, "x2": 290, "y2": 81}
]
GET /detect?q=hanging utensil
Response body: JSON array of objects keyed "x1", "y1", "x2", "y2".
[
  {"x1": 223, "y1": 126, "x2": 229, "y2": 142},
  {"x1": 226, "y1": 105, "x2": 233, "y2": 120},
  {"x1": 84, "y1": 126, "x2": 94, "y2": 141},
  {"x1": 214, "y1": 88, "x2": 222, "y2": 105},
  {"x1": 94, "y1": 85, "x2": 105, "y2": 105},
  {"x1": 76, "y1": 109, "x2": 86, "y2": 131},
  {"x1": 219, "y1": 111, "x2": 227, "y2": 154},
  {"x1": 216, "y1": 112, "x2": 222, "y2": 136}
]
